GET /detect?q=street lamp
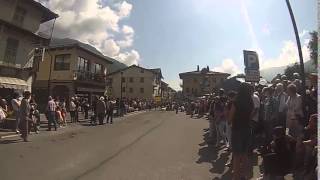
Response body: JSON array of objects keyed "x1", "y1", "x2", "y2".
[{"x1": 285, "y1": 0, "x2": 307, "y2": 118}]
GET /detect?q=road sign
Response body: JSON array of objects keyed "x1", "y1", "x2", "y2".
[
  {"x1": 243, "y1": 50, "x2": 260, "y2": 82},
  {"x1": 155, "y1": 96, "x2": 161, "y2": 102}
]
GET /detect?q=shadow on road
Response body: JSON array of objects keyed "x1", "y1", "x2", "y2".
[{"x1": 0, "y1": 139, "x2": 21, "y2": 144}]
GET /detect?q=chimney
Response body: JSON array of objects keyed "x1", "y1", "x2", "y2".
[
  {"x1": 207, "y1": 65, "x2": 209, "y2": 71},
  {"x1": 197, "y1": 65, "x2": 199, "y2": 72}
]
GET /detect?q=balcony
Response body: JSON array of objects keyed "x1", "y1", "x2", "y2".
[{"x1": 74, "y1": 71, "x2": 106, "y2": 83}]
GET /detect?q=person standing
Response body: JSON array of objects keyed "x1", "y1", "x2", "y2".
[
  {"x1": 59, "y1": 98, "x2": 67, "y2": 126},
  {"x1": 96, "y1": 96, "x2": 106, "y2": 125},
  {"x1": 286, "y1": 84, "x2": 303, "y2": 140},
  {"x1": 11, "y1": 92, "x2": 21, "y2": 134},
  {"x1": 83, "y1": 99, "x2": 90, "y2": 119},
  {"x1": 106, "y1": 99, "x2": 114, "y2": 124},
  {"x1": 69, "y1": 97, "x2": 76, "y2": 123},
  {"x1": 274, "y1": 83, "x2": 288, "y2": 128},
  {"x1": 262, "y1": 87, "x2": 277, "y2": 145},
  {"x1": 228, "y1": 83, "x2": 254, "y2": 180},
  {"x1": 46, "y1": 96, "x2": 57, "y2": 131},
  {"x1": 19, "y1": 91, "x2": 31, "y2": 142}
]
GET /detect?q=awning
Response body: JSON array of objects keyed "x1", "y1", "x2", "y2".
[{"x1": 0, "y1": 77, "x2": 28, "y2": 90}]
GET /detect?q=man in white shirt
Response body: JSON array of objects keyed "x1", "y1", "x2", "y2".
[
  {"x1": 286, "y1": 84, "x2": 303, "y2": 139},
  {"x1": 11, "y1": 92, "x2": 21, "y2": 134}
]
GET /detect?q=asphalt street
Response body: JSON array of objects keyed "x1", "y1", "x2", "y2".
[{"x1": 0, "y1": 111, "x2": 267, "y2": 180}]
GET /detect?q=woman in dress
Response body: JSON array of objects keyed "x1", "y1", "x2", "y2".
[
  {"x1": 19, "y1": 91, "x2": 31, "y2": 142},
  {"x1": 228, "y1": 83, "x2": 254, "y2": 180}
]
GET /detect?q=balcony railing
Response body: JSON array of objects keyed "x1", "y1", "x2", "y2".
[{"x1": 74, "y1": 71, "x2": 106, "y2": 83}]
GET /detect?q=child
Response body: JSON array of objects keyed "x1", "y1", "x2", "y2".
[{"x1": 56, "y1": 107, "x2": 63, "y2": 128}]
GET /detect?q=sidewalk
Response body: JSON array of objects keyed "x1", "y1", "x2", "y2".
[{"x1": 0, "y1": 110, "x2": 147, "y2": 139}]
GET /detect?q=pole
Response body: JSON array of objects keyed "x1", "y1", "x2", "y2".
[
  {"x1": 285, "y1": 0, "x2": 307, "y2": 118},
  {"x1": 47, "y1": 18, "x2": 56, "y2": 97}
]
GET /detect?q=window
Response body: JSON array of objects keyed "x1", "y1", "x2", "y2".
[
  {"x1": 129, "y1": 77, "x2": 134, "y2": 83},
  {"x1": 13, "y1": 6, "x2": 26, "y2": 26},
  {"x1": 4, "y1": 38, "x2": 19, "y2": 64},
  {"x1": 54, "y1": 54, "x2": 70, "y2": 71},
  {"x1": 186, "y1": 88, "x2": 190, "y2": 93},
  {"x1": 77, "y1": 57, "x2": 89, "y2": 71},
  {"x1": 129, "y1": 87, "x2": 133, "y2": 93},
  {"x1": 193, "y1": 78, "x2": 197, "y2": 83},
  {"x1": 140, "y1": 69, "x2": 144, "y2": 73},
  {"x1": 140, "y1": 77, "x2": 144, "y2": 83},
  {"x1": 122, "y1": 87, "x2": 126, "y2": 92},
  {"x1": 140, "y1": 88, "x2": 144, "y2": 93},
  {"x1": 121, "y1": 77, "x2": 126, "y2": 83},
  {"x1": 91, "y1": 63, "x2": 103, "y2": 74}
]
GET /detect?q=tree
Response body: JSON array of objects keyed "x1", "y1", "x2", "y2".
[
  {"x1": 308, "y1": 31, "x2": 318, "y2": 65},
  {"x1": 284, "y1": 63, "x2": 300, "y2": 80}
]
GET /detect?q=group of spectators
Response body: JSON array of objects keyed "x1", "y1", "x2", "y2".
[
  {"x1": 0, "y1": 92, "x2": 157, "y2": 142},
  {"x1": 182, "y1": 74, "x2": 317, "y2": 180}
]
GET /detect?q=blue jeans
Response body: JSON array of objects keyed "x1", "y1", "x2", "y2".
[{"x1": 48, "y1": 111, "x2": 57, "y2": 130}]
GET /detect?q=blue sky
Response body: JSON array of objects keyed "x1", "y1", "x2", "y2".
[
  {"x1": 122, "y1": 0, "x2": 317, "y2": 90},
  {"x1": 42, "y1": 0, "x2": 317, "y2": 90}
]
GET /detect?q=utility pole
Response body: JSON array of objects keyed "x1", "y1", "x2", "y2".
[{"x1": 285, "y1": 0, "x2": 307, "y2": 118}]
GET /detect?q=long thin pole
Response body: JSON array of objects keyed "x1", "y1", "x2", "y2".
[
  {"x1": 47, "y1": 18, "x2": 56, "y2": 97},
  {"x1": 285, "y1": 0, "x2": 307, "y2": 118}
]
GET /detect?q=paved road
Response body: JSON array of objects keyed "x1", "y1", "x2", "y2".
[{"x1": 0, "y1": 111, "x2": 265, "y2": 180}]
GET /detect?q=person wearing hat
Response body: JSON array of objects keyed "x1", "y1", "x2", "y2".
[{"x1": 96, "y1": 96, "x2": 106, "y2": 125}]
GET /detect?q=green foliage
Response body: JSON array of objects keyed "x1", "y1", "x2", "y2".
[{"x1": 308, "y1": 31, "x2": 318, "y2": 65}]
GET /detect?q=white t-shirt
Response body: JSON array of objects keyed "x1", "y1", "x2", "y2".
[{"x1": 252, "y1": 94, "x2": 260, "y2": 122}]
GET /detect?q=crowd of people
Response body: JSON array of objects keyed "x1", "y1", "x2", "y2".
[
  {"x1": 0, "y1": 92, "x2": 158, "y2": 142},
  {"x1": 181, "y1": 75, "x2": 317, "y2": 180}
]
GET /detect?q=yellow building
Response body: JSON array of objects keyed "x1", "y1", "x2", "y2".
[
  {"x1": 179, "y1": 66, "x2": 230, "y2": 97},
  {"x1": 33, "y1": 38, "x2": 113, "y2": 105},
  {"x1": 0, "y1": 0, "x2": 58, "y2": 96},
  {"x1": 107, "y1": 65, "x2": 163, "y2": 100}
]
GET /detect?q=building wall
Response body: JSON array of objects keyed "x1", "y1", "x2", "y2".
[
  {"x1": 181, "y1": 74, "x2": 229, "y2": 96},
  {"x1": 36, "y1": 47, "x2": 111, "y2": 81},
  {"x1": 36, "y1": 47, "x2": 77, "y2": 81},
  {"x1": 0, "y1": 25, "x2": 37, "y2": 66},
  {"x1": 0, "y1": 0, "x2": 44, "y2": 33},
  {"x1": 109, "y1": 66, "x2": 158, "y2": 100}
]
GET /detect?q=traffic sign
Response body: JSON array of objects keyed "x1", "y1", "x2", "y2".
[{"x1": 244, "y1": 50, "x2": 260, "y2": 82}]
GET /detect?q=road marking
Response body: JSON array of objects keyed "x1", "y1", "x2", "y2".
[{"x1": 0, "y1": 134, "x2": 19, "y2": 139}]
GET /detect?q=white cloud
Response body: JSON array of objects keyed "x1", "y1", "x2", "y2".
[
  {"x1": 212, "y1": 59, "x2": 241, "y2": 76},
  {"x1": 299, "y1": 29, "x2": 309, "y2": 38},
  {"x1": 115, "y1": 50, "x2": 140, "y2": 65},
  {"x1": 261, "y1": 40, "x2": 310, "y2": 69},
  {"x1": 116, "y1": 25, "x2": 134, "y2": 48},
  {"x1": 37, "y1": 0, "x2": 140, "y2": 65}
]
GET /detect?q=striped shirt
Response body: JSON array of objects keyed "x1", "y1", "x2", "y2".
[{"x1": 47, "y1": 100, "x2": 57, "y2": 112}]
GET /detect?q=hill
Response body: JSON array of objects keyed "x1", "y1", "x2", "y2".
[{"x1": 260, "y1": 60, "x2": 317, "y2": 81}]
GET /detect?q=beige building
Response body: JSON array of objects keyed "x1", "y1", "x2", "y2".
[
  {"x1": 179, "y1": 66, "x2": 230, "y2": 97},
  {"x1": 33, "y1": 38, "x2": 113, "y2": 105},
  {"x1": 0, "y1": 0, "x2": 57, "y2": 96},
  {"x1": 107, "y1": 65, "x2": 163, "y2": 100}
]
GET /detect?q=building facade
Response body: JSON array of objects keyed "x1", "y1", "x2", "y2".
[
  {"x1": 33, "y1": 38, "x2": 113, "y2": 106},
  {"x1": 107, "y1": 65, "x2": 163, "y2": 100},
  {"x1": 179, "y1": 66, "x2": 230, "y2": 97},
  {"x1": 0, "y1": 0, "x2": 57, "y2": 97}
]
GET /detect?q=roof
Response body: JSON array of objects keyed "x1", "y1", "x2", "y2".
[
  {"x1": 27, "y1": 0, "x2": 59, "y2": 22},
  {"x1": 0, "y1": 19, "x2": 50, "y2": 41},
  {"x1": 179, "y1": 70, "x2": 230, "y2": 79},
  {"x1": 49, "y1": 38, "x2": 113, "y2": 64},
  {"x1": 107, "y1": 65, "x2": 162, "y2": 77},
  {"x1": 150, "y1": 68, "x2": 163, "y2": 79}
]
